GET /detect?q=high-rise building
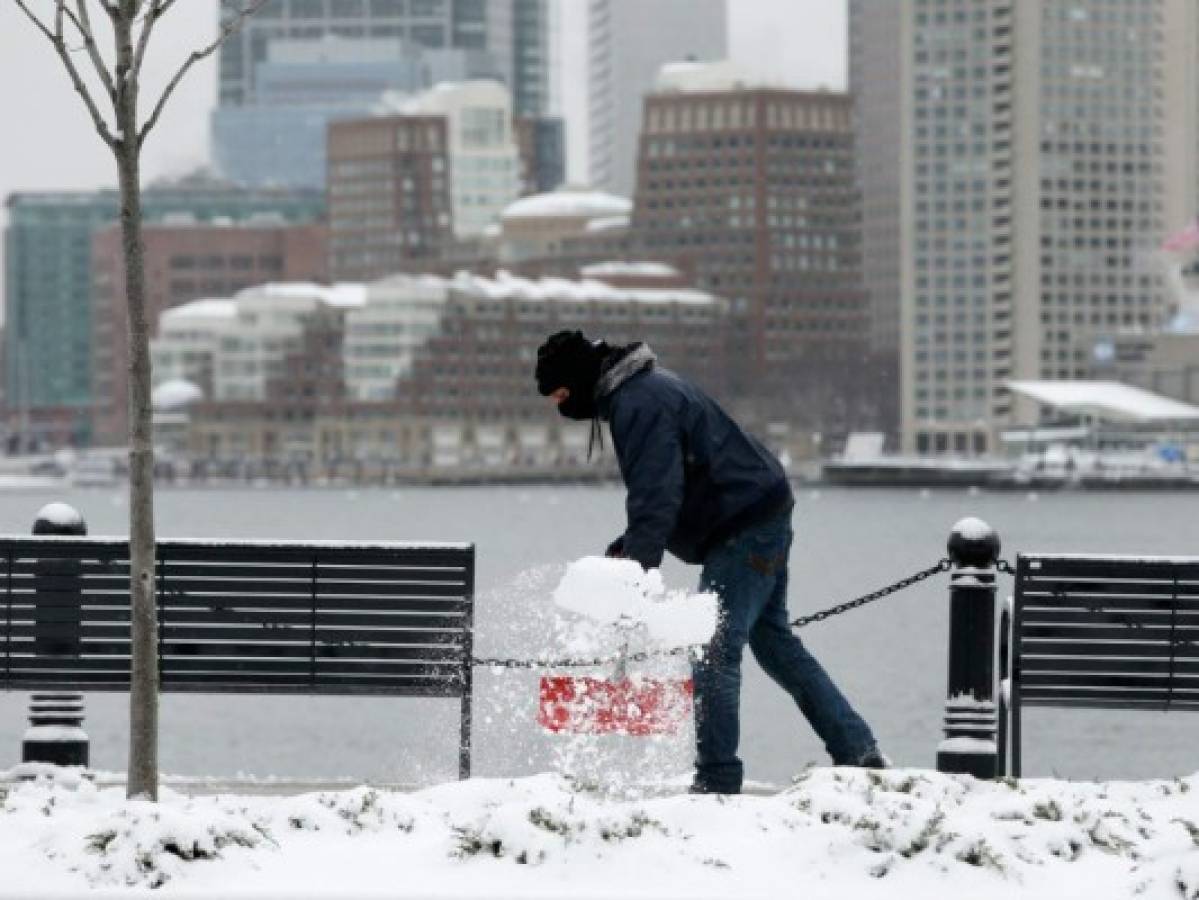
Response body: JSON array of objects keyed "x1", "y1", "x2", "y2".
[
  {"x1": 853, "y1": 0, "x2": 1199, "y2": 455},
  {"x1": 213, "y1": 1, "x2": 534, "y2": 189},
  {"x1": 91, "y1": 219, "x2": 329, "y2": 445},
  {"x1": 213, "y1": 36, "x2": 472, "y2": 190},
  {"x1": 2, "y1": 176, "x2": 324, "y2": 448},
  {"x1": 514, "y1": 115, "x2": 566, "y2": 195},
  {"x1": 327, "y1": 114, "x2": 452, "y2": 282},
  {"x1": 513, "y1": 0, "x2": 553, "y2": 116},
  {"x1": 217, "y1": 1, "x2": 513, "y2": 107},
  {"x1": 849, "y1": 0, "x2": 904, "y2": 440},
  {"x1": 633, "y1": 63, "x2": 875, "y2": 436},
  {"x1": 587, "y1": 0, "x2": 727, "y2": 197}
]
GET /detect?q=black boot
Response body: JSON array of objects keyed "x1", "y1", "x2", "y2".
[{"x1": 855, "y1": 747, "x2": 891, "y2": 769}]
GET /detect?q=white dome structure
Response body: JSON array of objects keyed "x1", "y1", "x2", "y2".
[
  {"x1": 152, "y1": 379, "x2": 204, "y2": 411},
  {"x1": 501, "y1": 187, "x2": 631, "y2": 223}
]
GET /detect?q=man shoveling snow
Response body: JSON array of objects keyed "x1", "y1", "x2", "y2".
[{"x1": 534, "y1": 330, "x2": 887, "y2": 794}]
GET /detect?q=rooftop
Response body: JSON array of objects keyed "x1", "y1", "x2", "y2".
[
  {"x1": 1007, "y1": 380, "x2": 1199, "y2": 422},
  {"x1": 240, "y1": 282, "x2": 368, "y2": 308}
]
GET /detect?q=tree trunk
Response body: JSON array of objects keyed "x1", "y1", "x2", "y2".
[{"x1": 113, "y1": 6, "x2": 158, "y2": 802}]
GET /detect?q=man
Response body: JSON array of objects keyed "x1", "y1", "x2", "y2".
[{"x1": 534, "y1": 330, "x2": 886, "y2": 794}]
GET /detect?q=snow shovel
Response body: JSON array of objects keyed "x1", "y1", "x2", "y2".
[{"x1": 537, "y1": 617, "x2": 694, "y2": 736}]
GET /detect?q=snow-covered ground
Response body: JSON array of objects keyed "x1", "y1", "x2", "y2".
[{"x1": 1, "y1": 766, "x2": 1197, "y2": 898}]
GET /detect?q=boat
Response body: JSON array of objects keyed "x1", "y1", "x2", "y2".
[{"x1": 820, "y1": 433, "x2": 1015, "y2": 487}]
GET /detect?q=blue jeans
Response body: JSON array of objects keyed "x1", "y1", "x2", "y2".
[{"x1": 691, "y1": 508, "x2": 878, "y2": 792}]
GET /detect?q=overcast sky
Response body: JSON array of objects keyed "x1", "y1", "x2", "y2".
[{"x1": 0, "y1": 0, "x2": 847, "y2": 315}]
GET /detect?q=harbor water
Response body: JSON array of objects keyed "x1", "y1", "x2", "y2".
[{"x1": 0, "y1": 485, "x2": 1195, "y2": 787}]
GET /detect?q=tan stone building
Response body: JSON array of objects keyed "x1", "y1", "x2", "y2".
[{"x1": 852, "y1": 0, "x2": 1199, "y2": 455}]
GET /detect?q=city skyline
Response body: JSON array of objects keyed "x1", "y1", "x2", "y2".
[{"x1": 0, "y1": 0, "x2": 845, "y2": 203}]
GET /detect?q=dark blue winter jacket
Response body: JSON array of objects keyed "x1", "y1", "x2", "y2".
[{"x1": 597, "y1": 349, "x2": 793, "y2": 569}]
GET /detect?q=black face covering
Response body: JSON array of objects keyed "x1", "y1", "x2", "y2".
[
  {"x1": 534, "y1": 330, "x2": 607, "y2": 420},
  {"x1": 556, "y1": 389, "x2": 598, "y2": 421}
]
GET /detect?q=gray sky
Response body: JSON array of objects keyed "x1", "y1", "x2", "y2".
[{"x1": 0, "y1": 0, "x2": 847, "y2": 317}]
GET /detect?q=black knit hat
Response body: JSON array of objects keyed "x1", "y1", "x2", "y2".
[{"x1": 534, "y1": 330, "x2": 604, "y2": 397}]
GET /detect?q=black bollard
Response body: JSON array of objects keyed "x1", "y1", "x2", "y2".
[
  {"x1": 22, "y1": 503, "x2": 90, "y2": 768},
  {"x1": 935, "y1": 517, "x2": 999, "y2": 779}
]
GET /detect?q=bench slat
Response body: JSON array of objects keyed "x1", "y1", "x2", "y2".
[
  {"x1": 164, "y1": 609, "x2": 458, "y2": 628},
  {"x1": 1021, "y1": 695, "x2": 1199, "y2": 711},
  {"x1": 163, "y1": 545, "x2": 472, "y2": 567},
  {"x1": 164, "y1": 564, "x2": 467, "y2": 582},
  {"x1": 1022, "y1": 608, "x2": 1199, "y2": 626},
  {"x1": 2, "y1": 676, "x2": 465, "y2": 696},
  {"x1": 1022, "y1": 624, "x2": 1199, "y2": 643},
  {"x1": 1019, "y1": 655, "x2": 1199, "y2": 675},
  {"x1": 1021, "y1": 580, "x2": 1199, "y2": 597},
  {"x1": 1022, "y1": 671, "x2": 1199, "y2": 689},
  {"x1": 1021, "y1": 556, "x2": 1199, "y2": 579},
  {"x1": 1019, "y1": 638, "x2": 1197, "y2": 658},
  {"x1": 157, "y1": 578, "x2": 468, "y2": 598}
]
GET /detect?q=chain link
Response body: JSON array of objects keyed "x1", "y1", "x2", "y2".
[
  {"x1": 788, "y1": 557, "x2": 952, "y2": 628},
  {"x1": 472, "y1": 557, "x2": 956, "y2": 670},
  {"x1": 996, "y1": 558, "x2": 1016, "y2": 576}
]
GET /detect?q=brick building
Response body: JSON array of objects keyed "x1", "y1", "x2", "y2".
[
  {"x1": 633, "y1": 63, "x2": 881, "y2": 440},
  {"x1": 177, "y1": 270, "x2": 731, "y2": 476},
  {"x1": 327, "y1": 115, "x2": 453, "y2": 282},
  {"x1": 91, "y1": 219, "x2": 328, "y2": 445}
]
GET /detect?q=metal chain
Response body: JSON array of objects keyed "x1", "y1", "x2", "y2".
[
  {"x1": 996, "y1": 558, "x2": 1016, "y2": 576},
  {"x1": 472, "y1": 645, "x2": 695, "y2": 671},
  {"x1": 472, "y1": 557, "x2": 955, "y2": 670},
  {"x1": 788, "y1": 557, "x2": 952, "y2": 628}
]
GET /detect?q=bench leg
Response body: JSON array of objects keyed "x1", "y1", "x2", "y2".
[
  {"x1": 997, "y1": 685, "x2": 1008, "y2": 777},
  {"x1": 459, "y1": 688, "x2": 472, "y2": 779},
  {"x1": 1010, "y1": 689, "x2": 1022, "y2": 779}
]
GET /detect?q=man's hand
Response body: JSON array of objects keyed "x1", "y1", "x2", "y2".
[{"x1": 605, "y1": 535, "x2": 626, "y2": 558}]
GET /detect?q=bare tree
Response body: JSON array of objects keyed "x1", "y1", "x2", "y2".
[{"x1": 12, "y1": 0, "x2": 269, "y2": 800}]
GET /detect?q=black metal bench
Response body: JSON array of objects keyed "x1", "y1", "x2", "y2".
[
  {"x1": 1, "y1": 536, "x2": 476, "y2": 777},
  {"x1": 1000, "y1": 553, "x2": 1199, "y2": 777}
]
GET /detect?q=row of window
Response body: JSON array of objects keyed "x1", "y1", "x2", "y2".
[{"x1": 249, "y1": 0, "x2": 447, "y2": 22}]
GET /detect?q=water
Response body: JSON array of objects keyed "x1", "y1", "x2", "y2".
[{"x1": 1, "y1": 485, "x2": 1196, "y2": 786}]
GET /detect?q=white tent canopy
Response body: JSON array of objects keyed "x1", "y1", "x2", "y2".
[{"x1": 1006, "y1": 380, "x2": 1199, "y2": 422}]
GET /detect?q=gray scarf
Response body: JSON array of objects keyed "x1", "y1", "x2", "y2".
[{"x1": 595, "y1": 343, "x2": 657, "y2": 400}]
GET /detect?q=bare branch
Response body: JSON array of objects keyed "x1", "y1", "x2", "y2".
[
  {"x1": 13, "y1": 0, "x2": 118, "y2": 148},
  {"x1": 132, "y1": 0, "x2": 167, "y2": 78},
  {"x1": 68, "y1": 0, "x2": 119, "y2": 101},
  {"x1": 10, "y1": 0, "x2": 56, "y2": 41},
  {"x1": 138, "y1": 0, "x2": 270, "y2": 147}
]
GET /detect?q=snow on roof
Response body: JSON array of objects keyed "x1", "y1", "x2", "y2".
[
  {"x1": 242, "y1": 282, "x2": 369, "y2": 308},
  {"x1": 161, "y1": 299, "x2": 238, "y2": 321},
  {"x1": 449, "y1": 270, "x2": 716, "y2": 306},
  {"x1": 501, "y1": 188, "x2": 631, "y2": 222},
  {"x1": 655, "y1": 59, "x2": 779, "y2": 93},
  {"x1": 580, "y1": 261, "x2": 680, "y2": 279},
  {"x1": 1007, "y1": 380, "x2": 1199, "y2": 422}
]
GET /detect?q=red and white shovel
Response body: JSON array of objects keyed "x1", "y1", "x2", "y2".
[{"x1": 537, "y1": 618, "x2": 695, "y2": 736}]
